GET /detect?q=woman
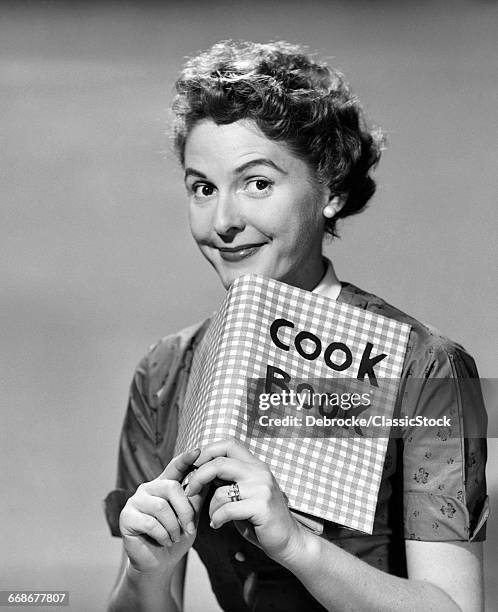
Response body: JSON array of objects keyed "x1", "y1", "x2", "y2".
[{"x1": 105, "y1": 41, "x2": 488, "y2": 611}]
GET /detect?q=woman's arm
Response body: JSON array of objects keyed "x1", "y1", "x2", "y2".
[
  {"x1": 281, "y1": 531, "x2": 483, "y2": 612},
  {"x1": 108, "y1": 549, "x2": 186, "y2": 612}
]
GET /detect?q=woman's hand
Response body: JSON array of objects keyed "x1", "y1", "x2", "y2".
[
  {"x1": 119, "y1": 448, "x2": 204, "y2": 575},
  {"x1": 185, "y1": 437, "x2": 306, "y2": 566}
]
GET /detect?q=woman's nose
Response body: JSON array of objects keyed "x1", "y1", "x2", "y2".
[{"x1": 213, "y1": 192, "x2": 245, "y2": 237}]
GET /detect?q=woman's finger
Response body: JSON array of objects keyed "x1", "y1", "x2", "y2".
[
  {"x1": 121, "y1": 508, "x2": 173, "y2": 547},
  {"x1": 137, "y1": 480, "x2": 197, "y2": 535},
  {"x1": 210, "y1": 499, "x2": 258, "y2": 530},
  {"x1": 209, "y1": 483, "x2": 253, "y2": 517},
  {"x1": 155, "y1": 501, "x2": 185, "y2": 542},
  {"x1": 158, "y1": 447, "x2": 201, "y2": 482},
  {"x1": 132, "y1": 494, "x2": 183, "y2": 542},
  {"x1": 185, "y1": 457, "x2": 250, "y2": 496},
  {"x1": 195, "y1": 437, "x2": 259, "y2": 466}
]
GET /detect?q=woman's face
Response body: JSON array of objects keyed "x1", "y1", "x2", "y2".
[{"x1": 183, "y1": 119, "x2": 329, "y2": 290}]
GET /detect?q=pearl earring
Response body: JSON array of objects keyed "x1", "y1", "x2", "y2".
[
  {"x1": 323, "y1": 196, "x2": 342, "y2": 218},
  {"x1": 323, "y1": 205, "x2": 336, "y2": 218}
]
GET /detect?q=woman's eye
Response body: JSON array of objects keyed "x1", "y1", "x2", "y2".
[
  {"x1": 245, "y1": 178, "x2": 273, "y2": 196},
  {"x1": 192, "y1": 183, "x2": 215, "y2": 198}
]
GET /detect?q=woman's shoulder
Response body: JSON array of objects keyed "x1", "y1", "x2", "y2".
[
  {"x1": 339, "y1": 282, "x2": 477, "y2": 373},
  {"x1": 134, "y1": 317, "x2": 212, "y2": 401},
  {"x1": 146, "y1": 318, "x2": 211, "y2": 362}
]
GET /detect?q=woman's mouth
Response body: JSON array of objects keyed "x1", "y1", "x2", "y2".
[{"x1": 217, "y1": 243, "x2": 266, "y2": 262}]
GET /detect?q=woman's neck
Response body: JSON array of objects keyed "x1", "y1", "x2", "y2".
[{"x1": 312, "y1": 257, "x2": 342, "y2": 300}]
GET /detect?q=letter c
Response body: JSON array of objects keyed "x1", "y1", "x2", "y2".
[{"x1": 270, "y1": 318, "x2": 294, "y2": 351}]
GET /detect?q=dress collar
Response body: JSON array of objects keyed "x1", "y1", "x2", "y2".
[{"x1": 312, "y1": 257, "x2": 342, "y2": 301}]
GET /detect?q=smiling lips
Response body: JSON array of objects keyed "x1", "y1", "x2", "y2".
[{"x1": 217, "y1": 243, "x2": 266, "y2": 262}]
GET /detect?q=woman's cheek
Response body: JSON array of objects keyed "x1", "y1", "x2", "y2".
[
  {"x1": 189, "y1": 225, "x2": 202, "y2": 245},
  {"x1": 250, "y1": 211, "x2": 277, "y2": 240},
  {"x1": 188, "y1": 211, "x2": 208, "y2": 245}
]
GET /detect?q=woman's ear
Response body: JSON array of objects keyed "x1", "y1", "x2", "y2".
[{"x1": 323, "y1": 194, "x2": 346, "y2": 219}]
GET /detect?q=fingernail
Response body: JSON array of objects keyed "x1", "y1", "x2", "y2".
[
  {"x1": 186, "y1": 522, "x2": 196, "y2": 535},
  {"x1": 209, "y1": 520, "x2": 216, "y2": 529},
  {"x1": 184, "y1": 484, "x2": 191, "y2": 496}
]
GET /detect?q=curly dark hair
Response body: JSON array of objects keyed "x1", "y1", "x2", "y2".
[{"x1": 172, "y1": 40, "x2": 383, "y2": 236}]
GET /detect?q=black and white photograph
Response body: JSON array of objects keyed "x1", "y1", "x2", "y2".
[{"x1": 2, "y1": 1, "x2": 497, "y2": 610}]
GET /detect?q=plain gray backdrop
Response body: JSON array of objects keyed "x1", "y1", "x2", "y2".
[{"x1": 1, "y1": 1, "x2": 497, "y2": 610}]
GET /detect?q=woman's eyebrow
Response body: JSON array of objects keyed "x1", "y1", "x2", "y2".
[
  {"x1": 234, "y1": 158, "x2": 288, "y2": 175},
  {"x1": 184, "y1": 167, "x2": 207, "y2": 181},
  {"x1": 184, "y1": 158, "x2": 287, "y2": 183}
]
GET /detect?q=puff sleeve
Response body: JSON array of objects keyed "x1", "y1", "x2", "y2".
[{"x1": 400, "y1": 340, "x2": 489, "y2": 542}]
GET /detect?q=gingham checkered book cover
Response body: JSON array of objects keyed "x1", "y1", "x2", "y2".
[{"x1": 175, "y1": 275, "x2": 411, "y2": 533}]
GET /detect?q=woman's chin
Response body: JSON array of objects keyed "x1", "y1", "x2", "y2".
[
  {"x1": 215, "y1": 263, "x2": 271, "y2": 290},
  {"x1": 217, "y1": 269, "x2": 254, "y2": 290}
]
